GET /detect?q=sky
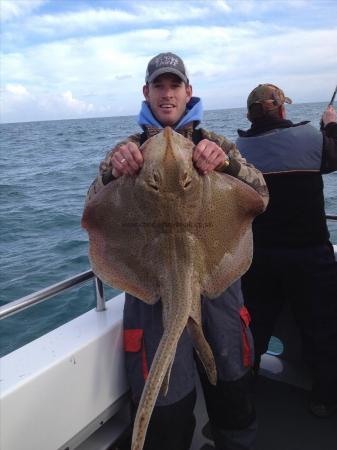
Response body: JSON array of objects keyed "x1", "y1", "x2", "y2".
[{"x1": 1, "y1": 0, "x2": 337, "y2": 123}]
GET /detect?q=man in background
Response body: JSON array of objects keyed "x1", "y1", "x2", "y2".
[{"x1": 236, "y1": 83, "x2": 337, "y2": 417}]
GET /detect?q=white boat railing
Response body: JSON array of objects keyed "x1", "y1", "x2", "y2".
[
  {"x1": 0, "y1": 270, "x2": 105, "y2": 321},
  {"x1": 1, "y1": 214, "x2": 336, "y2": 322}
]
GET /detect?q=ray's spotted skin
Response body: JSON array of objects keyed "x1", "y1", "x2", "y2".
[{"x1": 81, "y1": 128, "x2": 265, "y2": 450}]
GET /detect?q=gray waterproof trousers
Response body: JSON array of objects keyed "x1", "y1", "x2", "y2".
[{"x1": 123, "y1": 279, "x2": 257, "y2": 450}]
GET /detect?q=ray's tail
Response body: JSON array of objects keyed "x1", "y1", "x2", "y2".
[
  {"x1": 131, "y1": 311, "x2": 188, "y2": 450},
  {"x1": 131, "y1": 232, "x2": 196, "y2": 450}
]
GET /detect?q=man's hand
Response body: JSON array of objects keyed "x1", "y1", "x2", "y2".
[
  {"x1": 322, "y1": 105, "x2": 337, "y2": 126},
  {"x1": 110, "y1": 142, "x2": 144, "y2": 178},
  {"x1": 193, "y1": 139, "x2": 229, "y2": 175}
]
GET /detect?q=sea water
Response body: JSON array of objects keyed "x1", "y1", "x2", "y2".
[{"x1": 1, "y1": 103, "x2": 336, "y2": 357}]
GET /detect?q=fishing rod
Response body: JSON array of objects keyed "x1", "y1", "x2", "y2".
[
  {"x1": 320, "y1": 85, "x2": 337, "y2": 130},
  {"x1": 328, "y1": 85, "x2": 337, "y2": 106}
]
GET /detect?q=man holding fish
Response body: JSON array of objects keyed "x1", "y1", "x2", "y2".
[{"x1": 85, "y1": 53, "x2": 268, "y2": 450}]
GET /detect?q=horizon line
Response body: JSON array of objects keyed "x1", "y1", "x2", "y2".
[{"x1": 0, "y1": 100, "x2": 328, "y2": 125}]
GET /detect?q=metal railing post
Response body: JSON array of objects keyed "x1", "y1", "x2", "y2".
[{"x1": 94, "y1": 277, "x2": 106, "y2": 312}]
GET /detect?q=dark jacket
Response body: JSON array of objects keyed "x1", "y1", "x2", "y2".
[{"x1": 236, "y1": 119, "x2": 337, "y2": 247}]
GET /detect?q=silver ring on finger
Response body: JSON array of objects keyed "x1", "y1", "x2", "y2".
[{"x1": 120, "y1": 158, "x2": 126, "y2": 164}]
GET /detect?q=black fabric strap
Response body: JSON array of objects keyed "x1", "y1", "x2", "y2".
[
  {"x1": 140, "y1": 132, "x2": 147, "y2": 146},
  {"x1": 192, "y1": 128, "x2": 203, "y2": 145}
]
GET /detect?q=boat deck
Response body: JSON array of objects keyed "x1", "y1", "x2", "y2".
[
  {"x1": 254, "y1": 376, "x2": 337, "y2": 450},
  {"x1": 191, "y1": 373, "x2": 337, "y2": 450}
]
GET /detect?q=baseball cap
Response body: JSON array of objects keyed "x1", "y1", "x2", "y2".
[
  {"x1": 247, "y1": 83, "x2": 292, "y2": 112},
  {"x1": 145, "y1": 52, "x2": 189, "y2": 84}
]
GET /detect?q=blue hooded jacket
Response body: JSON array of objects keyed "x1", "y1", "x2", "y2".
[{"x1": 137, "y1": 97, "x2": 203, "y2": 130}]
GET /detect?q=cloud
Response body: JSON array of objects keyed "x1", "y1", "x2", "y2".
[
  {"x1": 2, "y1": 21, "x2": 337, "y2": 122},
  {"x1": 1, "y1": 0, "x2": 236, "y2": 48},
  {"x1": 26, "y1": 7, "x2": 137, "y2": 35},
  {"x1": 1, "y1": 0, "x2": 337, "y2": 122},
  {"x1": 5, "y1": 83, "x2": 30, "y2": 96},
  {"x1": 226, "y1": 0, "x2": 314, "y2": 15},
  {"x1": 214, "y1": 0, "x2": 232, "y2": 13},
  {"x1": 2, "y1": 20, "x2": 335, "y2": 121},
  {"x1": 0, "y1": 0, "x2": 46, "y2": 22},
  {"x1": 61, "y1": 91, "x2": 93, "y2": 113},
  {"x1": 2, "y1": 2, "x2": 207, "y2": 43},
  {"x1": 134, "y1": 2, "x2": 209, "y2": 22},
  {"x1": 1, "y1": 85, "x2": 95, "y2": 123}
]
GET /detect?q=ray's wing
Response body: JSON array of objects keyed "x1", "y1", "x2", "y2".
[
  {"x1": 195, "y1": 172, "x2": 265, "y2": 298},
  {"x1": 81, "y1": 177, "x2": 159, "y2": 303}
]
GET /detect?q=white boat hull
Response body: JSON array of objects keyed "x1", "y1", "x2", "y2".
[{"x1": 0, "y1": 294, "x2": 128, "y2": 450}]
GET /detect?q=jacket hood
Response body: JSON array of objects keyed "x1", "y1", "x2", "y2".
[{"x1": 137, "y1": 96, "x2": 203, "y2": 130}]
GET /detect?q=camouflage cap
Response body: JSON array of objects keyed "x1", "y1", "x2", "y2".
[
  {"x1": 145, "y1": 52, "x2": 189, "y2": 84},
  {"x1": 247, "y1": 84, "x2": 292, "y2": 112}
]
